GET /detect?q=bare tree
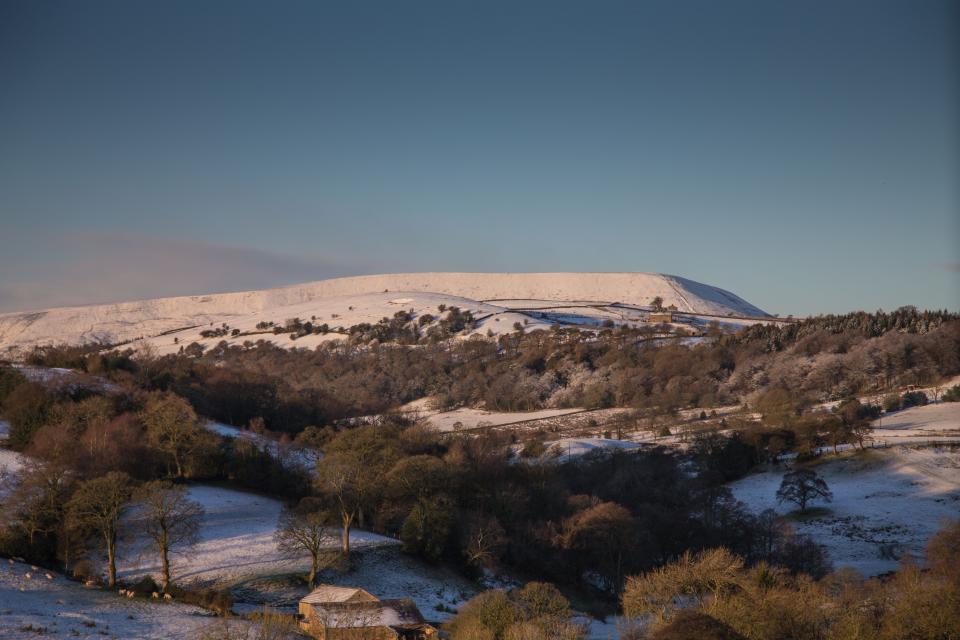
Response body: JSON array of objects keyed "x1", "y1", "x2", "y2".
[
  {"x1": 462, "y1": 514, "x2": 507, "y2": 569},
  {"x1": 134, "y1": 480, "x2": 204, "y2": 591},
  {"x1": 0, "y1": 459, "x2": 72, "y2": 549},
  {"x1": 140, "y1": 394, "x2": 204, "y2": 478},
  {"x1": 66, "y1": 471, "x2": 132, "y2": 587},
  {"x1": 274, "y1": 499, "x2": 339, "y2": 586},
  {"x1": 776, "y1": 468, "x2": 832, "y2": 513},
  {"x1": 315, "y1": 427, "x2": 396, "y2": 555}
]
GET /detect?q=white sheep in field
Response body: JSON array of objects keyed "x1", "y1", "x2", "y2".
[
  {"x1": 44, "y1": 573, "x2": 54, "y2": 580},
  {"x1": 126, "y1": 591, "x2": 135, "y2": 599},
  {"x1": 163, "y1": 593, "x2": 173, "y2": 600},
  {"x1": 118, "y1": 589, "x2": 127, "y2": 596},
  {"x1": 24, "y1": 572, "x2": 32, "y2": 580},
  {"x1": 30, "y1": 565, "x2": 38, "y2": 571},
  {"x1": 151, "y1": 592, "x2": 159, "y2": 599}
]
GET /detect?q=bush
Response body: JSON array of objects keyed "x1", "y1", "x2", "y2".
[
  {"x1": 129, "y1": 575, "x2": 160, "y2": 596},
  {"x1": 4, "y1": 382, "x2": 54, "y2": 450},
  {"x1": 174, "y1": 586, "x2": 235, "y2": 615},
  {"x1": 943, "y1": 385, "x2": 960, "y2": 402},
  {"x1": 882, "y1": 394, "x2": 901, "y2": 412},
  {"x1": 71, "y1": 559, "x2": 97, "y2": 582},
  {"x1": 649, "y1": 610, "x2": 746, "y2": 640},
  {"x1": 0, "y1": 366, "x2": 26, "y2": 407},
  {"x1": 520, "y1": 439, "x2": 547, "y2": 458},
  {"x1": 901, "y1": 391, "x2": 928, "y2": 408}
]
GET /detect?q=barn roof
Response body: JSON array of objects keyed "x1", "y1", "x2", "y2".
[{"x1": 301, "y1": 585, "x2": 378, "y2": 605}]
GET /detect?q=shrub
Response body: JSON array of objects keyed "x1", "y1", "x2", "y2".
[
  {"x1": 520, "y1": 439, "x2": 547, "y2": 458},
  {"x1": 0, "y1": 366, "x2": 26, "y2": 407},
  {"x1": 882, "y1": 394, "x2": 901, "y2": 412},
  {"x1": 4, "y1": 382, "x2": 54, "y2": 450},
  {"x1": 648, "y1": 610, "x2": 746, "y2": 640},
  {"x1": 129, "y1": 575, "x2": 160, "y2": 596},
  {"x1": 943, "y1": 385, "x2": 960, "y2": 402},
  {"x1": 900, "y1": 391, "x2": 928, "y2": 408}
]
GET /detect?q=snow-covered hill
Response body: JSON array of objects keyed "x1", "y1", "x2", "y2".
[{"x1": 0, "y1": 272, "x2": 770, "y2": 356}]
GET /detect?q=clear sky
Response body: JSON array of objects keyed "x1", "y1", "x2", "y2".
[{"x1": 1, "y1": 0, "x2": 957, "y2": 316}]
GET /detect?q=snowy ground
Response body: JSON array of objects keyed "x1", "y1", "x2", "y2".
[
  {"x1": 0, "y1": 272, "x2": 773, "y2": 357},
  {"x1": 398, "y1": 398, "x2": 588, "y2": 432},
  {"x1": 0, "y1": 421, "x2": 25, "y2": 497},
  {"x1": 542, "y1": 437, "x2": 644, "y2": 461},
  {"x1": 870, "y1": 402, "x2": 960, "y2": 445},
  {"x1": 206, "y1": 421, "x2": 322, "y2": 472},
  {"x1": 117, "y1": 484, "x2": 397, "y2": 589},
  {"x1": 729, "y1": 444, "x2": 960, "y2": 576},
  {"x1": 0, "y1": 560, "x2": 235, "y2": 640},
  {"x1": 10, "y1": 364, "x2": 118, "y2": 394}
]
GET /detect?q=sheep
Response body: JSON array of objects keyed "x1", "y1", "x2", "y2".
[
  {"x1": 151, "y1": 592, "x2": 159, "y2": 599},
  {"x1": 118, "y1": 589, "x2": 127, "y2": 596},
  {"x1": 126, "y1": 591, "x2": 135, "y2": 599},
  {"x1": 24, "y1": 572, "x2": 32, "y2": 580},
  {"x1": 163, "y1": 593, "x2": 173, "y2": 600},
  {"x1": 44, "y1": 573, "x2": 54, "y2": 581},
  {"x1": 30, "y1": 565, "x2": 38, "y2": 571}
]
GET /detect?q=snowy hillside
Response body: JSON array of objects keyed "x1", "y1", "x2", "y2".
[
  {"x1": 729, "y1": 403, "x2": 960, "y2": 576},
  {"x1": 0, "y1": 272, "x2": 770, "y2": 356},
  {"x1": 0, "y1": 559, "x2": 234, "y2": 640}
]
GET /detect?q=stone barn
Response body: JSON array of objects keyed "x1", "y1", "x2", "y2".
[{"x1": 298, "y1": 585, "x2": 437, "y2": 640}]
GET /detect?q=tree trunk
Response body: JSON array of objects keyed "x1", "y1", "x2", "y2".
[
  {"x1": 160, "y1": 529, "x2": 170, "y2": 591},
  {"x1": 106, "y1": 530, "x2": 117, "y2": 588},
  {"x1": 308, "y1": 553, "x2": 318, "y2": 587},
  {"x1": 173, "y1": 452, "x2": 183, "y2": 478},
  {"x1": 341, "y1": 512, "x2": 353, "y2": 556}
]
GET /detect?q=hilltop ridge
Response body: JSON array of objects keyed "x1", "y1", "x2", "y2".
[{"x1": 0, "y1": 272, "x2": 769, "y2": 356}]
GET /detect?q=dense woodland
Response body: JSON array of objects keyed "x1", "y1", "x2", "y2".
[{"x1": 1, "y1": 307, "x2": 959, "y2": 638}]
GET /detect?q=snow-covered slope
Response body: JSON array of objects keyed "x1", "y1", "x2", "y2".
[
  {"x1": 0, "y1": 560, "x2": 235, "y2": 640},
  {"x1": 0, "y1": 272, "x2": 769, "y2": 356}
]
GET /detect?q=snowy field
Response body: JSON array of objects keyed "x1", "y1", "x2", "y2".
[
  {"x1": 871, "y1": 402, "x2": 960, "y2": 445},
  {"x1": 0, "y1": 421, "x2": 25, "y2": 496},
  {"x1": 398, "y1": 398, "x2": 587, "y2": 432},
  {"x1": 729, "y1": 442, "x2": 960, "y2": 576},
  {"x1": 542, "y1": 437, "x2": 644, "y2": 461},
  {"x1": 117, "y1": 484, "x2": 397, "y2": 588},
  {"x1": 0, "y1": 272, "x2": 771, "y2": 356},
  {"x1": 9, "y1": 365, "x2": 118, "y2": 394},
  {"x1": 0, "y1": 560, "x2": 235, "y2": 640},
  {"x1": 206, "y1": 421, "x2": 322, "y2": 472},
  {"x1": 393, "y1": 399, "x2": 642, "y2": 437}
]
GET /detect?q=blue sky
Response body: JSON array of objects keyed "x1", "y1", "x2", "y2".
[{"x1": 1, "y1": 0, "x2": 957, "y2": 315}]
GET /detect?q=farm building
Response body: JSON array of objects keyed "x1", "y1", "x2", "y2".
[
  {"x1": 298, "y1": 585, "x2": 437, "y2": 639},
  {"x1": 648, "y1": 311, "x2": 674, "y2": 323}
]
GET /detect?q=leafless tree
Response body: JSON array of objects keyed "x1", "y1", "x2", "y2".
[
  {"x1": 66, "y1": 471, "x2": 132, "y2": 587},
  {"x1": 140, "y1": 393, "x2": 204, "y2": 478},
  {"x1": 274, "y1": 499, "x2": 339, "y2": 586},
  {"x1": 134, "y1": 480, "x2": 204, "y2": 591}
]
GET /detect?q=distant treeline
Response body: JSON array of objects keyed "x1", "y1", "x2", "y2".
[{"x1": 17, "y1": 308, "x2": 960, "y2": 434}]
